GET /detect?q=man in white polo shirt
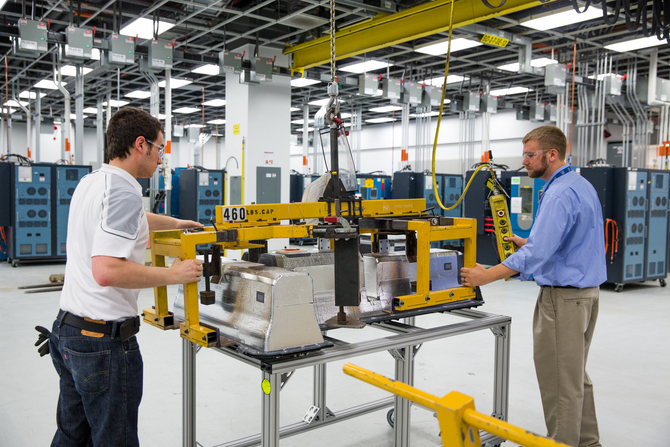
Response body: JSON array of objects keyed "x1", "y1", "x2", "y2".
[{"x1": 45, "y1": 108, "x2": 203, "y2": 447}]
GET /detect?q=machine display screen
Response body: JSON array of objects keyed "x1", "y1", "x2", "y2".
[
  {"x1": 66, "y1": 169, "x2": 79, "y2": 181},
  {"x1": 520, "y1": 188, "x2": 533, "y2": 214}
]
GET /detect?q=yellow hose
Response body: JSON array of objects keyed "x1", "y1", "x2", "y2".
[{"x1": 429, "y1": 0, "x2": 491, "y2": 212}]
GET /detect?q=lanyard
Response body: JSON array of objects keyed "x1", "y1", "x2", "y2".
[{"x1": 537, "y1": 165, "x2": 571, "y2": 210}]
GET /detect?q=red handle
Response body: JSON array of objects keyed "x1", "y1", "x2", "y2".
[{"x1": 324, "y1": 216, "x2": 337, "y2": 223}]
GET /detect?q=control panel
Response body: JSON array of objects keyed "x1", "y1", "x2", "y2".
[
  {"x1": 489, "y1": 193, "x2": 515, "y2": 261},
  {"x1": 14, "y1": 164, "x2": 51, "y2": 258},
  {"x1": 645, "y1": 171, "x2": 669, "y2": 279}
]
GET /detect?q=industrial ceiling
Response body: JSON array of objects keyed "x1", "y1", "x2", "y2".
[{"x1": 0, "y1": 0, "x2": 668, "y2": 135}]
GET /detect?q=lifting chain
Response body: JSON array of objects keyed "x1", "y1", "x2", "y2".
[{"x1": 325, "y1": 0, "x2": 340, "y2": 128}]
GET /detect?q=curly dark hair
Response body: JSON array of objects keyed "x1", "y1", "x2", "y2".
[{"x1": 106, "y1": 108, "x2": 164, "y2": 161}]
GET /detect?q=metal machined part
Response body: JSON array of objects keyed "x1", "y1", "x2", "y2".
[{"x1": 173, "y1": 259, "x2": 327, "y2": 356}]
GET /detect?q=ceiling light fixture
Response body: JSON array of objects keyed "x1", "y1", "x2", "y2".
[
  {"x1": 191, "y1": 64, "x2": 220, "y2": 76},
  {"x1": 83, "y1": 107, "x2": 99, "y2": 114},
  {"x1": 203, "y1": 98, "x2": 226, "y2": 107},
  {"x1": 60, "y1": 65, "x2": 93, "y2": 77},
  {"x1": 521, "y1": 6, "x2": 601, "y2": 30},
  {"x1": 365, "y1": 117, "x2": 396, "y2": 124},
  {"x1": 158, "y1": 78, "x2": 193, "y2": 89},
  {"x1": 291, "y1": 78, "x2": 320, "y2": 87},
  {"x1": 605, "y1": 36, "x2": 668, "y2": 53},
  {"x1": 416, "y1": 38, "x2": 483, "y2": 56},
  {"x1": 497, "y1": 57, "x2": 559, "y2": 72},
  {"x1": 208, "y1": 119, "x2": 226, "y2": 125},
  {"x1": 19, "y1": 91, "x2": 47, "y2": 99},
  {"x1": 33, "y1": 80, "x2": 59, "y2": 90},
  {"x1": 425, "y1": 75, "x2": 467, "y2": 87},
  {"x1": 369, "y1": 105, "x2": 403, "y2": 113},
  {"x1": 174, "y1": 107, "x2": 199, "y2": 114},
  {"x1": 102, "y1": 99, "x2": 129, "y2": 107},
  {"x1": 120, "y1": 17, "x2": 175, "y2": 40},
  {"x1": 339, "y1": 60, "x2": 391, "y2": 74},
  {"x1": 489, "y1": 86, "x2": 530, "y2": 96},
  {"x1": 125, "y1": 90, "x2": 152, "y2": 99}
]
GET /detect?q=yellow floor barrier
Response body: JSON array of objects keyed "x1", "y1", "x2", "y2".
[{"x1": 343, "y1": 363, "x2": 570, "y2": 447}]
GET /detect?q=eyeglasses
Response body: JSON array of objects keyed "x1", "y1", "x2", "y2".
[
  {"x1": 522, "y1": 149, "x2": 550, "y2": 160},
  {"x1": 145, "y1": 139, "x2": 165, "y2": 158}
]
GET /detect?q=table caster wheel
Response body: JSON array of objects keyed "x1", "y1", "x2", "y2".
[
  {"x1": 660, "y1": 279, "x2": 666, "y2": 287},
  {"x1": 387, "y1": 408, "x2": 394, "y2": 428},
  {"x1": 614, "y1": 284, "x2": 623, "y2": 292}
]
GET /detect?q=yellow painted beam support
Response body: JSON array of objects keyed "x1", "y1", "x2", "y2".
[
  {"x1": 343, "y1": 363, "x2": 570, "y2": 447},
  {"x1": 283, "y1": 0, "x2": 549, "y2": 70}
]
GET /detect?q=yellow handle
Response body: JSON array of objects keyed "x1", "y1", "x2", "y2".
[{"x1": 343, "y1": 363, "x2": 570, "y2": 447}]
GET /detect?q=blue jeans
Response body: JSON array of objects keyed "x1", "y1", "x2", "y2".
[{"x1": 49, "y1": 316, "x2": 143, "y2": 447}]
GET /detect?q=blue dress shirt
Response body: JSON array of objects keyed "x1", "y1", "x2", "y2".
[{"x1": 502, "y1": 168, "x2": 607, "y2": 288}]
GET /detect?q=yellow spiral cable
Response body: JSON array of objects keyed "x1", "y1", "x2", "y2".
[{"x1": 430, "y1": 0, "x2": 493, "y2": 212}]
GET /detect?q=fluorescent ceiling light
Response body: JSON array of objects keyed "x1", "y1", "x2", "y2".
[
  {"x1": 83, "y1": 107, "x2": 99, "y2": 114},
  {"x1": 497, "y1": 57, "x2": 558, "y2": 72},
  {"x1": 4, "y1": 100, "x2": 28, "y2": 107},
  {"x1": 291, "y1": 78, "x2": 320, "y2": 87},
  {"x1": 60, "y1": 65, "x2": 93, "y2": 77},
  {"x1": 369, "y1": 105, "x2": 402, "y2": 113},
  {"x1": 1, "y1": 108, "x2": 16, "y2": 114},
  {"x1": 291, "y1": 118, "x2": 314, "y2": 124},
  {"x1": 174, "y1": 107, "x2": 199, "y2": 114},
  {"x1": 102, "y1": 99, "x2": 129, "y2": 107},
  {"x1": 208, "y1": 119, "x2": 226, "y2": 125},
  {"x1": 340, "y1": 112, "x2": 352, "y2": 118},
  {"x1": 158, "y1": 114, "x2": 168, "y2": 120},
  {"x1": 425, "y1": 75, "x2": 467, "y2": 86},
  {"x1": 290, "y1": 107, "x2": 301, "y2": 112},
  {"x1": 416, "y1": 38, "x2": 483, "y2": 56},
  {"x1": 521, "y1": 6, "x2": 601, "y2": 30},
  {"x1": 125, "y1": 90, "x2": 152, "y2": 99},
  {"x1": 34, "y1": 80, "x2": 59, "y2": 90},
  {"x1": 120, "y1": 17, "x2": 175, "y2": 40},
  {"x1": 366, "y1": 117, "x2": 396, "y2": 124},
  {"x1": 409, "y1": 111, "x2": 441, "y2": 117},
  {"x1": 158, "y1": 78, "x2": 193, "y2": 89},
  {"x1": 211, "y1": 133, "x2": 224, "y2": 136},
  {"x1": 19, "y1": 91, "x2": 46, "y2": 99},
  {"x1": 187, "y1": 124, "x2": 204, "y2": 128},
  {"x1": 605, "y1": 36, "x2": 668, "y2": 53},
  {"x1": 70, "y1": 114, "x2": 88, "y2": 120},
  {"x1": 203, "y1": 98, "x2": 226, "y2": 107},
  {"x1": 489, "y1": 86, "x2": 530, "y2": 96},
  {"x1": 339, "y1": 60, "x2": 391, "y2": 74},
  {"x1": 192, "y1": 64, "x2": 220, "y2": 76},
  {"x1": 308, "y1": 98, "x2": 334, "y2": 106}
]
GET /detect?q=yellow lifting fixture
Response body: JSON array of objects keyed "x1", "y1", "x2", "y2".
[{"x1": 343, "y1": 363, "x2": 570, "y2": 447}]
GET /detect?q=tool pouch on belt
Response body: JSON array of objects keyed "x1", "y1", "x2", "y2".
[{"x1": 120, "y1": 316, "x2": 141, "y2": 342}]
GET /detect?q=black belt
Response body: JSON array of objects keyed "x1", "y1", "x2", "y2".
[{"x1": 58, "y1": 309, "x2": 140, "y2": 342}]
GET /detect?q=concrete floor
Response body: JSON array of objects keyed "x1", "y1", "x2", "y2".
[{"x1": 1, "y1": 257, "x2": 669, "y2": 447}]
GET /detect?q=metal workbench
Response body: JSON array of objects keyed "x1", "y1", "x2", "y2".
[{"x1": 181, "y1": 308, "x2": 511, "y2": 447}]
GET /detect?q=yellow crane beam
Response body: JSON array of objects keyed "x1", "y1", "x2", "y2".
[{"x1": 283, "y1": 0, "x2": 547, "y2": 71}]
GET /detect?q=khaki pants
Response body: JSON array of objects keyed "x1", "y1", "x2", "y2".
[{"x1": 533, "y1": 286, "x2": 601, "y2": 447}]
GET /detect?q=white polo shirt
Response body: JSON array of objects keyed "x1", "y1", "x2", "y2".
[{"x1": 60, "y1": 164, "x2": 149, "y2": 321}]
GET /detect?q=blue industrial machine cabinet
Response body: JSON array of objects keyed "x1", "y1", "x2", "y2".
[
  {"x1": 504, "y1": 173, "x2": 545, "y2": 239},
  {"x1": 54, "y1": 165, "x2": 92, "y2": 256},
  {"x1": 0, "y1": 162, "x2": 89, "y2": 266},
  {"x1": 357, "y1": 173, "x2": 392, "y2": 200},
  {"x1": 179, "y1": 168, "x2": 226, "y2": 225},
  {"x1": 8, "y1": 163, "x2": 53, "y2": 264},
  {"x1": 644, "y1": 169, "x2": 669, "y2": 284}
]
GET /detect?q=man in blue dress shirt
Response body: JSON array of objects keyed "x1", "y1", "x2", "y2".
[{"x1": 461, "y1": 126, "x2": 606, "y2": 447}]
